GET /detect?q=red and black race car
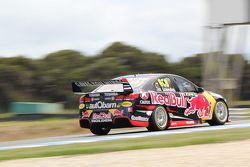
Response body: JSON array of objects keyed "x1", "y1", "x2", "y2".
[{"x1": 72, "y1": 74, "x2": 229, "y2": 135}]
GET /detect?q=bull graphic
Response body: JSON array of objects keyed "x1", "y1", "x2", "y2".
[{"x1": 184, "y1": 95, "x2": 210, "y2": 118}]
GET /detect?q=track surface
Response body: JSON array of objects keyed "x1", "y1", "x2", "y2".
[{"x1": 0, "y1": 108, "x2": 249, "y2": 151}]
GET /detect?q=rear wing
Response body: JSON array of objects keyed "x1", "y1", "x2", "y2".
[{"x1": 71, "y1": 79, "x2": 133, "y2": 95}]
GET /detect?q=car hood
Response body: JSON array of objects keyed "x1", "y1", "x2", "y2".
[{"x1": 207, "y1": 91, "x2": 227, "y2": 102}]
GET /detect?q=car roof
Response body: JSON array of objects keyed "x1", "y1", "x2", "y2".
[
  {"x1": 117, "y1": 73, "x2": 188, "y2": 80},
  {"x1": 117, "y1": 73, "x2": 167, "y2": 79},
  {"x1": 114, "y1": 73, "x2": 198, "y2": 92},
  {"x1": 116, "y1": 73, "x2": 195, "y2": 84}
]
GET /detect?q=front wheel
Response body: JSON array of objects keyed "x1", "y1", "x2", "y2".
[
  {"x1": 147, "y1": 106, "x2": 169, "y2": 131},
  {"x1": 90, "y1": 125, "x2": 111, "y2": 135},
  {"x1": 207, "y1": 101, "x2": 228, "y2": 126}
]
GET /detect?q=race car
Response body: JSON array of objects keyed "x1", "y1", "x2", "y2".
[{"x1": 72, "y1": 74, "x2": 229, "y2": 135}]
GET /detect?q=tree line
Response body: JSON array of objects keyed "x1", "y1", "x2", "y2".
[{"x1": 0, "y1": 42, "x2": 249, "y2": 109}]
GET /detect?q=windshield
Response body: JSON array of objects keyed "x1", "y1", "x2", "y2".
[{"x1": 92, "y1": 76, "x2": 151, "y2": 93}]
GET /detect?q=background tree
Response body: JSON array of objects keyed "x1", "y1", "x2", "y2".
[{"x1": 0, "y1": 42, "x2": 249, "y2": 110}]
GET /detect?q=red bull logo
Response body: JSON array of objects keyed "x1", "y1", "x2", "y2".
[
  {"x1": 92, "y1": 112, "x2": 112, "y2": 119},
  {"x1": 184, "y1": 94, "x2": 210, "y2": 118},
  {"x1": 150, "y1": 92, "x2": 188, "y2": 108},
  {"x1": 82, "y1": 111, "x2": 89, "y2": 118},
  {"x1": 114, "y1": 109, "x2": 122, "y2": 116}
]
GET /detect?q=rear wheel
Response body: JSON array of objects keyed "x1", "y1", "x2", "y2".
[
  {"x1": 90, "y1": 125, "x2": 111, "y2": 135},
  {"x1": 147, "y1": 106, "x2": 169, "y2": 131},
  {"x1": 208, "y1": 101, "x2": 228, "y2": 126}
]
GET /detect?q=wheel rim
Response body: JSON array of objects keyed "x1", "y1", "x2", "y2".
[
  {"x1": 155, "y1": 107, "x2": 167, "y2": 128},
  {"x1": 215, "y1": 101, "x2": 228, "y2": 122}
]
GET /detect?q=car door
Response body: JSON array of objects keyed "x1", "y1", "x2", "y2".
[
  {"x1": 171, "y1": 76, "x2": 203, "y2": 121},
  {"x1": 153, "y1": 76, "x2": 190, "y2": 121}
]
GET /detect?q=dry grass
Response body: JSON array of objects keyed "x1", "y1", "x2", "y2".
[
  {"x1": 0, "y1": 118, "x2": 88, "y2": 142},
  {"x1": 0, "y1": 127, "x2": 250, "y2": 161}
]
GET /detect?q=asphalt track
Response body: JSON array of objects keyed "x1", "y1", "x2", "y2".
[{"x1": 0, "y1": 108, "x2": 249, "y2": 151}]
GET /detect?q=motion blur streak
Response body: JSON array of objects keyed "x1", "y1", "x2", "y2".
[{"x1": 0, "y1": 120, "x2": 250, "y2": 151}]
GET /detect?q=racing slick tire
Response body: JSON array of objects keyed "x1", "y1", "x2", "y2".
[
  {"x1": 90, "y1": 125, "x2": 111, "y2": 135},
  {"x1": 207, "y1": 100, "x2": 228, "y2": 126},
  {"x1": 147, "y1": 106, "x2": 169, "y2": 131}
]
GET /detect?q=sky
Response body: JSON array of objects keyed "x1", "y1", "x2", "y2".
[{"x1": 0, "y1": 0, "x2": 248, "y2": 62}]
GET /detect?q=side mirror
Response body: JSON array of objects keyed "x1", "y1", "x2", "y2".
[{"x1": 197, "y1": 87, "x2": 204, "y2": 93}]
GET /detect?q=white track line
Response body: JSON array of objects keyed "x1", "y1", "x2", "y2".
[{"x1": 1, "y1": 122, "x2": 250, "y2": 151}]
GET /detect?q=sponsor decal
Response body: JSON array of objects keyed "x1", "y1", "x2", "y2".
[
  {"x1": 150, "y1": 92, "x2": 187, "y2": 108},
  {"x1": 131, "y1": 115, "x2": 149, "y2": 121},
  {"x1": 104, "y1": 97, "x2": 115, "y2": 101},
  {"x1": 157, "y1": 78, "x2": 170, "y2": 88},
  {"x1": 124, "y1": 107, "x2": 133, "y2": 112},
  {"x1": 109, "y1": 109, "x2": 123, "y2": 116},
  {"x1": 85, "y1": 97, "x2": 91, "y2": 102},
  {"x1": 116, "y1": 103, "x2": 122, "y2": 108},
  {"x1": 91, "y1": 97, "x2": 100, "y2": 101},
  {"x1": 186, "y1": 120, "x2": 195, "y2": 124},
  {"x1": 82, "y1": 110, "x2": 93, "y2": 118},
  {"x1": 79, "y1": 104, "x2": 85, "y2": 109},
  {"x1": 184, "y1": 94, "x2": 210, "y2": 118},
  {"x1": 114, "y1": 109, "x2": 122, "y2": 116},
  {"x1": 89, "y1": 93, "x2": 100, "y2": 97},
  {"x1": 140, "y1": 92, "x2": 149, "y2": 100},
  {"x1": 104, "y1": 92, "x2": 118, "y2": 96},
  {"x1": 162, "y1": 88, "x2": 176, "y2": 92},
  {"x1": 122, "y1": 101, "x2": 132, "y2": 107},
  {"x1": 140, "y1": 100, "x2": 151, "y2": 104},
  {"x1": 82, "y1": 111, "x2": 89, "y2": 117},
  {"x1": 184, "y1": 92, "x2": 196, "y2": 97},
  {"x1": 88, "y1": 101, "x2": 117, "y2": 109},
  {"x1": 91, "y1": 112, "x2": 112, "y2": 122},
  {"x1": 170, "y1": 120, "x2": 196, "y2": 127},
  {"x1": 170, "y1": 122, "x2": 177, "y2": 126},
  {"x1": 115, "y1": 95, "x2": 123, "y2": 101}
]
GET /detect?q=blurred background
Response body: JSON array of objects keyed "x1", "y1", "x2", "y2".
[{"x1": 0, "y1": 0, "x2": 250, "y2": 140}]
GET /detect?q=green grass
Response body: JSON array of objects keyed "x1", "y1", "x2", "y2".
[
  {"x1": 0, "y1": 127, "x2": 250, "y2": 161},
  {"x1": 0, "y1": 117, "x2": 74, "y2": 127},
  {"x1": 0, "y1": 118, "x2": 88, "y2": 142},
  {"x1": 232, "y1": 100, "x2": 250, "y2": 107},
  {"x1": 247, "y1": 111, "x2": 250, "y2": 118},
  {"x1": 0, "y1": 112, "x2": 15, "y2": 119}
]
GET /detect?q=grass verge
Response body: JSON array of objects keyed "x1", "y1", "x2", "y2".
[
  {"x1": 247, "y1": 111, "x2": 250, "y2": 119},
  {"x1": 0, "y1": 118, "x2": 88, "y2": 142},
  {"x1": 232, "y1": 100, "x2": 250, "y2": 107},
  {"x1": 0, "y1": 127, "x2": 250, "y2": 161}
]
